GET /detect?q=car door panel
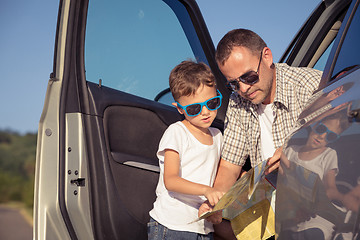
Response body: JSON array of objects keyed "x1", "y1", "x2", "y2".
[
  {"x1": 83, "y1": 81, "x2": 184, "y2": 239},
  {"x1": 87, "y1": 81, "x2": 180, "y2": 166},
  {"x1": 34, "y1": 0, "x2": 227, "y2": 238}
]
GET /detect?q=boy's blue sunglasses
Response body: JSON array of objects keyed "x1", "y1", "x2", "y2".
[
  {"x1": 176, "y1": 90, "x2": 222, "y2": 117},
  {"x1": 312, "y1": 122, "x2": 340, "y2": 143}
]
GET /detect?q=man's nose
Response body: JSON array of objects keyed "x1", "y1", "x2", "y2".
[{"x1": 239, "y1": 82, "x2": 251, "y2": 93}]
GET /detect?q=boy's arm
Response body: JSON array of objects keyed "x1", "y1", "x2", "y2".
[
  {"x1": 342, "y1": 185, "x2": 360, "y2": 211},
  {"x1": 164, "y1": 149, "x2": 223, "y2": 206},
  {"x1": 198, "y1": 159, "x2": 242, "y2": 224},
  {"x1": 324, "y1": 169, "x2": 344, "y2": 202}
]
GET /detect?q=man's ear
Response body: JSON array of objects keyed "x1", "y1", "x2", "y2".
[
  {"x1": 263, "y1": 47, "x2": 273, "y2": 66},
  {"x1": 172, "y1": 102, "x2": 184, "y2": 115}
]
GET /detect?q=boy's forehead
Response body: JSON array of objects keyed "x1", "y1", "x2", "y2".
[
  {"x1": 322, "y1": 118, "x2": 339, "y2": 126},
  {"x1": 177, "y1": 85, "x2": 217, "y2": 103},
  {"x1": 322, "y1": 118, "x2": 341, "y2": 132}
]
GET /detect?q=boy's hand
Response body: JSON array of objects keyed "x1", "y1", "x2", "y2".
[
  {"x1": 198, "y1": 201, "x2": 212, "y2": 217},
  {"x1": 204, "y1": 187, "x2": 224, "y2": 206},
  {"x1": 198, "y1": 201, "x2": 223, "y2": 224}
]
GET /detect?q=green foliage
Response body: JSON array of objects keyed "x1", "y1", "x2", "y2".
[{"x1": 0, "y1": 130, "x2": 36, "y2": 208}]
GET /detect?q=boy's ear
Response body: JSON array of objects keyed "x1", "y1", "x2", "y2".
[{"x1": 172, "y1": 102, "x2": 184, "y2": 115}]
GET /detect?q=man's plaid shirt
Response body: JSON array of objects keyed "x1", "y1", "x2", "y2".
[{"x1": 221, "y1": 63, "x2": 323, "y2": 167}]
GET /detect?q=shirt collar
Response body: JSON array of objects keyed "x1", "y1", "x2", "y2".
[
  {"x1": 273, "y1": 63, "x2": 290, "y2": 111},
  {"x1": 232, "y1": 63, "x2": 291, "y2": 112}
]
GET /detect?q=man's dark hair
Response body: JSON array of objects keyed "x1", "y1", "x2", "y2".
[{"x1": 215, "y1": 28, "x2": 267, "y2": 66}]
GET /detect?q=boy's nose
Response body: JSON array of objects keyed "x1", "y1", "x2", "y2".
[
  {"x1": 319, "y1": 132, "x2": 327, "y2": 139},
  {"x1": 200, "y1": 105, "x2": 210, "y2": 115}
]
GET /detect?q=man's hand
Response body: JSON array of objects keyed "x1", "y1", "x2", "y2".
[
  {"x1": 198, "y1": 201, "x2": 223, "y2": 224},
  {"x1": 265, "y1": 147, "x2": 282, "y2": 175},
  {"x1": 278, "y1": 149, "x2": 291, "y2": 175}
]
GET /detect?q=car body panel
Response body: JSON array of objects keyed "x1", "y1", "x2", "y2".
[
  {"x1": 276, "y1": 68, "x2": 360, "y2": 239},
  {"x1": 276, "y1": 0, "x2": 360, "y2": 237}
]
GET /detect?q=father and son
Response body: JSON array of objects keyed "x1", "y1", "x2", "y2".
[{"x1": 148, "y1": 28, "x2": 324, "y2": 239}]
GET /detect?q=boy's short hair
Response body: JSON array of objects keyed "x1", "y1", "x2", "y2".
[
  {"x1": 169, "y1": 60, "x2": 216, "y2": 101},
  {"x1": 215, "y1": 28, "x2": 267, "y2": 66},
  {"x1": 323, "y1": 109, "x2": 351, "y2": 133}
]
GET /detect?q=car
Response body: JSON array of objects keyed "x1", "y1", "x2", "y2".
[{"x1": 33, "y1": 0, "x2": 360, "y2": 239}]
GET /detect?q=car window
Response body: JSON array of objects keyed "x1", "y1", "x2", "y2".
[
  {"x1": 313, "y1": 41, "x2": 334, "y2": 71},
  {"x1": 154, "y1": 89, "x2": 174, "y2": 105},
  {"x1": 331, "y1": 3, "x2": 360, "y2": 80},
  {"x1": 85, "y1": 0, "x2": 195, "y2": 102}
]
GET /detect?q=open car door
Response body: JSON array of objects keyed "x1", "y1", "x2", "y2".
[{"x1": 34, "y1": 0, "x2": 228, "y2": 239}]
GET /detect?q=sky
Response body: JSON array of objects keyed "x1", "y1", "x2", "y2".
[{"x1": 0, "y1": 0, "x2": 320, "y2": 134}]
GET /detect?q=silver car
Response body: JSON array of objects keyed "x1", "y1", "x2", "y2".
[{"x1": 34, "y1": 0, "x2": 360, "y2": 239}]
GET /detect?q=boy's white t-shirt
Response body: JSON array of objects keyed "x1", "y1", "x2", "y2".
[
  {"x1": 285, "y1": 145, "x2": 338, "y2": 181},
  {"x1": 284, "y1": 145, "x2": 338, "y2": 240},
  {"x1": 149, "y1": 121, "x2": 223, "y2": 234},
  {"x1": 258, "y1": 103, "x2": 276, "y2": 161}
]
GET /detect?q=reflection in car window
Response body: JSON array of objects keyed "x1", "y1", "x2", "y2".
[
  {"x1": 85, "y1": 0, "x2": 195, "y2": 101},
  {"x1": 277, "y1": 4, "x2": 360, "y2": 237},
  {"x1": 331, "y1": 4, "x2": 360, "y2": 80},
  {"x1": 278, "y1": 104, "x2": 356, "y2": 239}
]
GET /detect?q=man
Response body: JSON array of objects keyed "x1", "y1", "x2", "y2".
[{"x1": 201, "y1": 29, "x2": 323, "y2": 239}]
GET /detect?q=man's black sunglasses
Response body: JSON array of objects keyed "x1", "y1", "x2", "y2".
[{"x1": 226, "y1": 51, "x2": 263, "y2": 92}]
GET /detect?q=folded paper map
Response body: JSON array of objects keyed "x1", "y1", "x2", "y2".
[{"x1": 197, "y1": 161, "x2": 277, "y2": 240}]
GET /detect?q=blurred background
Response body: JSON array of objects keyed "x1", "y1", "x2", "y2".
[
  {"x1": 0, "y1": 0, "x2": 318, "y2": 238},
  {"x1": 0, "y1": 1, "x2": 58, "y2": 238}
]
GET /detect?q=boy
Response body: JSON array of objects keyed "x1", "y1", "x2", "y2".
[{"x1": 148, "y1": 60, "x2": 224, "y2": 239}]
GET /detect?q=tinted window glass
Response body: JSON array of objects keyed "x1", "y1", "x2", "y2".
[
  {"x1": 85, "y1": 0, "x2": 195, "y2": 101},
  {"x1": 313, "y1": 41, "x2": 334, "y2": 71},
  {"x1": 332, "y1": 4, "x2": 360, "y2": 79}
]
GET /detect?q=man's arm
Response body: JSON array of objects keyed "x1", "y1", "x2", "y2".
[{"x1": 213, "y1": 159, "x2": 242, "y2": 192}]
